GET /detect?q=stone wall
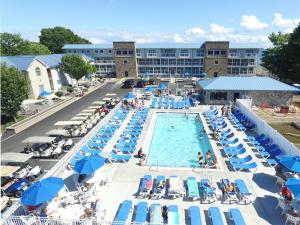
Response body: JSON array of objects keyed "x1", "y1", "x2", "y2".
[
  {"x1": 113, "y1": 42, "x2": 138, "y2": 78},
  {"x1": 204, "y1": 41, "x2": 229, "y2": 77},
  {"x1": 249, "y1": 91, "x2": 293, "y2": 107}
]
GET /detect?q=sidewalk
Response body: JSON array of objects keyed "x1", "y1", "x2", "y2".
[{"x1": 3, "y1": 81, "x2": 109, "y2": 137}]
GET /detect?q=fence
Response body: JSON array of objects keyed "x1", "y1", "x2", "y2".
[
  {"x1": 2, "y1": 103, "x2": 122, "y2": 224},
  {"x1": 236, "y1": 99, "x2": 300, "y2": 155}
]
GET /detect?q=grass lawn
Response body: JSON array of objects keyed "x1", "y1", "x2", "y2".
[
  {"x1": 1, "y1": 115, "x2": 27, "y2": 132},
  {"x1": 269, "y1": 123, "x2": 300, "y2": 148}
]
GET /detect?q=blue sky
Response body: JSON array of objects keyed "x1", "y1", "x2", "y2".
[{"x1": 1, "y1": 0, "x2": 300, "y2": 47}]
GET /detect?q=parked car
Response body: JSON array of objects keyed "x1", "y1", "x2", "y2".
[
  {"x1": 1, "y1": 190, "x2": 12, "y2": 212},
  {"x1": 135, "y1": 80, "x2": 146, "y2": 88},
  {"x1": 1, "y1": 152, "x2": 43, "y2": 182},
  {"x1": 122, "y1": 79, "x2": 135, "y2": 88},
  {"x1": 1, "y1": 165, "x2": 30, "y2": 197},
  {"x1": 22, "y1": 136, "x2": 63, "y2": 159}
]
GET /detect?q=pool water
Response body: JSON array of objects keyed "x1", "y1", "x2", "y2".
[{"x1": 146, "y1": 113, "x2": 214, "y2": 168}]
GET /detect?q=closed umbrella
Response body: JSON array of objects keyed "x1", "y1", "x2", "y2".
[
  {"x1": 277, "y1": 155, "x2": 300, "y2": 173},
  {"x1": 74, "y1": 154, "x2": 105, "y2": 174},
  {"x1": 21, "y1": 177, "x2": 64, "y2": 206},
  {"x1": 123, "y1": 92, "x2": 136, "y2": 100},
  {"x1": 286, "y1": 178, "x2": 300, "y2": 199}
]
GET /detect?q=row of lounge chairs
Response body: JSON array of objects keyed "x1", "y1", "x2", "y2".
[
  {"x1": 230, "y1": 109, "x2": 256, "y2": 130},
  {"x1": 204, "y1": 109, "x2": 258, "y2": 172},
  {"x1": 113, "y1": 200, "x2": 246, "y2": 225},
  {"x1": 150, "y1": 97, "x2": 192, "y2": 109},
  {"x1": 109, "y1": 108, "x2": 150, "y2": 162},
  {"x1": 68, "y1": 108, "x2": 129, "y2": 168},
  {"x1": 138, "y1": 175, "x2": 253, "y2": 204}
]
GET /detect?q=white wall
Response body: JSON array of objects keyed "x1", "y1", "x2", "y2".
[
  {"x1": 26, "y1": 60, "x2": 51, "y2": 99},
  {"x1": 236, "y1": 99, "x2": 300, "y2": 156},
  {"x1": 49, "y1": 69, "x2": 62, "y2": 92}
]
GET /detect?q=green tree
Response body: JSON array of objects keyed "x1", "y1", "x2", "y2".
[
  {"x1": 40, "y1": 27, "x2": 90, "y2": 53},
  {"x1": 262, "y1": 24, "x2": 300, "y2": 83},
  {"x1": 59, "y1": 54, "x2": 96, "y2": 80},
  {"x1": 0, "y1": 33, "x2": 51, "y2": 56},
  {"x1": 1, "y1": 63, "x2": 29, "y2": 121}
]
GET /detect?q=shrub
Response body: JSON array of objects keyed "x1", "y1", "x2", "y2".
[
  {"x1": 55, "y1": 91, "x2": 64, "y2": 97},
  {"x1": 66, "y1": 87, "x2": 74, "y2": 93}
]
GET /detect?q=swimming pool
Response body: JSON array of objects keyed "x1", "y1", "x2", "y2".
[{"x1": 146, "y1": 113, "x2": 214, "y2": 168}]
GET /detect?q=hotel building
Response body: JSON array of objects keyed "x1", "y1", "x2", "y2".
[{"x1": 62, "y1": 41, "x2": 262, "y2": 78}]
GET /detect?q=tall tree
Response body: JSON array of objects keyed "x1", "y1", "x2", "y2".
[
  {"x1": 262, "y1": 24, "x2": 300, "y2": 83},
  {"x1": 59, "y1": 54, "x2": 96, "y2": 81},
  {"x1": 40, "y1": 27, "x2": 90, "y2": 53},
  {"x1": 1, "y1": 63, "x2": 29, "y2": 121},
  {"x1": 0, "y1": 33, "x2": 51, "y2": 56}
]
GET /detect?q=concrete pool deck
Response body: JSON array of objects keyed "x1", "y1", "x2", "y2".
[{"x1": 60, "y1": 105, "x2": 284, "y2": 225}]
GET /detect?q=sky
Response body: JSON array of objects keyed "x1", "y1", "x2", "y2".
[{"x1": 1, "y1": 0, "x2": 300, "y2": 47}]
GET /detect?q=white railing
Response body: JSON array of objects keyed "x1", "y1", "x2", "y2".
[
  {"x1": 2, "y1": 103, "x2": 123, "y2": 222},
  {"x1": 236, "y1": 99, "x2": 300, "y2": 155}
]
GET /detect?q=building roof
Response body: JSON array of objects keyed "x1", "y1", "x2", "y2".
[
  {"x1": 63, "y1": 44, "x2": 113, "y2": 49},
  {"x1": 0, "y1": 56, "x2": 37, "y2": 71},
  {"x1": 1, "y1": 54, "x2": 93, "y2": 70},
  {"x1": 198, "y1": 76, "x2": 300, "y2": 92}
]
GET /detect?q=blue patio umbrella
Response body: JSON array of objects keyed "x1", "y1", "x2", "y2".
[
  {"x1": 184, "y1": 72, "x2": 189, "y2": 78},
  {"x1": 157, "y1": 83, "x2": 167, "y2": 90},
  {"x1": 286, "y1": 178, "x2": 300, "y2": 199},
  {"x1": 21, "y1": 177, "x2": 64, "y2": 206},
  {"x1": 199, "y1": 72, "x2": 207, "y2": 78},
  {"x1": 146, "y1": 87, "x2": 155, "y2": 92},
  {"x1": 277, "y1": 155, "x2": 300, "y2": 173},
  {"x1": 74, "y1": 154, "x2": 105, "y2": 174},
  {"x1": 123, "y1": 92, "x2": 136, "y2": 100},
  {"x1": 39, "y1": 90, "x2": 51, "y2": 97}
]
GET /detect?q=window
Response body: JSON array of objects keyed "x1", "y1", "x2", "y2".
[
  {"x1": 214, "y1": 60, "x2": 219, "y2": 65},
  {"x1": 35, "y1": 67, "x2": 41, "y2": 76},
  {"x1": 108, "y1": 50, "x2": 112, "y2": 53},
  {"x1": 95, "y1": 50, "x2": 98, "y2": 53},
  {"x1": 87, "y1": 50, "x2": 90, "y2": 53},
  {"x1": 125, "y1": 71, "x2": 128, "y2": 77},
  {"x1": 210, "y1": 92, "x2": 227, "y2": 100},
  {"x1": 196, "y1": 49, "x2": 204, "y2": 57},
  {"x1": 214, "y1": 50, "x2": 220, "y2": 55},
  {"x1": 136, "y1": 49, "x2": 141, "y2": 56},
  {"x1": 214, "y1": 72, "x2": 218, "y2": 77},
  {"x1": 68, "y1": 50, "x2": 71, "y2": 53},
  {"x1": 128, "y1": 50, "x2": 134, "y2": 55},
  {"x1": 100, "y1": 50, "x2": 103, "y2": 53},
  {"x1": 116, "y1": 50, "x2": 121, "y2": 55},
  {"x1": 161, "y1": 49, "x2": 176, "y2": 57},
  {"x1": 123, "y1": 60, "x2": 128, "y2": 64},
  {"x1": 180, "y1": 49, "x2": 189, "y2": 57},
  {"x1": 73, "y1": 50, "x2": 76, "y2": 53},
  {"x1": 221, "y1": 50, "x2": 226, "y2": 55},
  {"x1": 148, "y1": 50, "x2": 157, "y2": 57},
  {"x1": 81, "y1": 50, "x2": 84, "y2": 53},
  {"x1": 208, "y1": 50, "x2": 213, "y2": 55},
  {"x1": 122, "y1": 50, "x2": 128, "y2": 55}
]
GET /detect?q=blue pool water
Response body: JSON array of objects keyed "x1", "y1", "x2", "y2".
[{"x1": 146, "y1": 113, "x2": 214, "y2": 168}]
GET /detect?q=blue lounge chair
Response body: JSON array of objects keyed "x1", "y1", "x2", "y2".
[
  {"x1": 224, "y1": 148, "x2": 246, "y2": 157},
  {"x1": 87, "y1": 141, "x2": 106, "y2": 148},
  {"x1": 153, "y1": 175, "x2": 166, "y2": 199},
  {"x1": 139, "y1": 175, "x2": 153, "y2": 197},
  {"x1": 258, "y1": 137, "x2": 272, "y2": 146},
  {"x1": 108, "y1": 152, "x2": 131, "y2": 163},
  {"x1": 168, "y1": 205, "x2": 179, "y2": 225},
  {"x1": 209, "y1": 207, "x2": 224, "y2": 225},
  {"x1": 264, "y1": 144, "x2": 279, "y2": 151},
  {"x1": 158, "y1": 98, "x2": 163, "y2": 109},
  {"x1": 81, "y1": 146, "x2": 101, "y2": 154},
  {"x1": 186, "y1": 177, "x2": 200, "y2": 199},
  {"x1": 116, "y1": 147, "x2": 135, "y2": 154},
  {"x1": 133, "y1": 202, "x2": 148, "y2": 224},
  {"x1": 224, "y1": 143, "x2": 244, "y2": 152},
  {"x1": 219, "y1": 132, "x2": 234, "y2": 140},
  {"x1": 221, "y1": 179, "x2": 238, "y2": 203},
  {"x1": 200, "y1": 179, "x2": 217, "y2": 203},
  {"x1": 115, "y1": 142, "x2": 136, "y2": 148},
  {"x1": 219, "y1": 128, "x2": 231, "y2": 136},
  {"x1": 149, "y1": 204, "x2": 162, "y2": 225},
  {"x1": 266, "y1": 158, "x2": 278, "y2": 167},
  {"x1": 151, "y1": 98, "x2": 157, "y2": 108},
  {"x1": 231, "y1": 162, "x2": 257, "y2": 172},
  {"x1": 113, "y1": 200, "x2": 132, "y2": 225},
  {"x1": 235, "y1": 179, "x2": 253, "y2": 204},
  {"x1": 165, "y1": 98, "x2": 170, "y2": 109},
  {"x1": 245, "y1": 134, "x2": 265, "y2": 142},
  {"x1": 189, "y1": 206, "x2": 202, "y2": 225},
  {"x1": 267, "y1": 148, "x2": 282, "y2": 157},
  {"x1": 229, "y1": 155, "x2": 253, "y2": 164},
  {"x1": 229, "y1": 208, "x2": 246, "y2": 225},
  {"x1": 93, "y1": 136, "x2": 110, "y2": 142},
  {"x1": 220, "y1": 138, "x2": 239, "y2": 146}
]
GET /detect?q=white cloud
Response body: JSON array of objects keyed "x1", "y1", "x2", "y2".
[
  {"x1": 272, "y1": 13, "x2": 300, "y2": 29},
  {"x1": 88, "y1": 37, "x2": 108, "y2": 44},
  {"x1": 173, "y1": 34, "x2": 184, "y2": 43},
  {"x1": 185, "y1": 27, "x2": 205, "y2": 37},
  {"x1": 210, "y1": 23, "x2": 234, "y2": 34},
  {"x1": 240, "y1": 15, "x2": 269, "y2": 31}
]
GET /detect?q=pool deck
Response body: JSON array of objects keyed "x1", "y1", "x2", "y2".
[{"x1": 59, "y1": 105, "x2": 284, "y2": 225}]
